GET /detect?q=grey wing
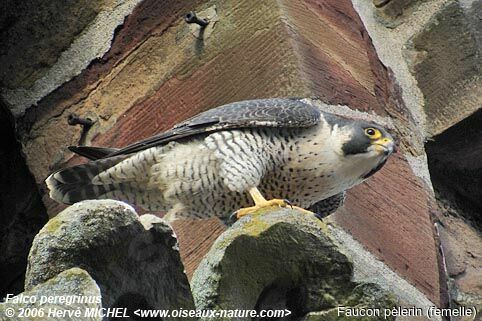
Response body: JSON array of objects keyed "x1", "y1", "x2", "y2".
[
  {"x1": 68, "y1": 146, "x2": 120, "y2": 160},
  {"x1": 309, "y1": 192, "x2": 346, "y2": 219},
  {"x1": 104, "y1": 98, "x2": 320, "y2": 156}
]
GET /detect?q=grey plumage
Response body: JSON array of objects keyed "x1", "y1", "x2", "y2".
[
  {"x1": 46, "y1": 98, "x2": 395, "y2": 221},
  {"x1": 68, "y1": 146, "x2": 120, "y2": 160}
]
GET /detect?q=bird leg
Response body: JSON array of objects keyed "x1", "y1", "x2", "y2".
[{"x1": 235, "y1": 187, "x2": 312, "y2": 218}]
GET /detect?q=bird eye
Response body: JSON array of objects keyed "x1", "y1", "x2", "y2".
[{"x1": 364, "y1": 127, "x2": 381, "y2": 139}]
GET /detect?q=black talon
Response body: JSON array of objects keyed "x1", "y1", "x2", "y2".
[
  {"x1": 226, "y1": 211, "x2": 238, "y2": 225},
  {"x1": 283, "y1": 199, "x2": 293, "y2": 209},
  {"x1": 314, "y1": 212, "x2": 325, "y2": 221}
]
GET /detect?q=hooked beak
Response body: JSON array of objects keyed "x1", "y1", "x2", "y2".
[{"x1": 373, "y1": 137, "x2": 396, "y2": 156}]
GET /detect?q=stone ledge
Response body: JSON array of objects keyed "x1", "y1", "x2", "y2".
[
  {"x1": 0, "y1": 268, "x2": 102, "y2": 321},
  {"x1": 25, "y1": 200, "x2": 194, "y2": 319},
  {"x1": 191, "y1": 208, "x2": 399, "y2": 320}
]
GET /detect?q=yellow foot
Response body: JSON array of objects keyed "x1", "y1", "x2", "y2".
[
  {"x1": 236, "y1": 199, "x2": 289, "y2": 219},
  {"x1": 233, "y1": 187, "x2": 314, "y2": 219}
]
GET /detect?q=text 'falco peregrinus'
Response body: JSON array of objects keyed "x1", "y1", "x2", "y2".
[{"x1": 46, "y1": 98, "x2": 395, "y2": 221}]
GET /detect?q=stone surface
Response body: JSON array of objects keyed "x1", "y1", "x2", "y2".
[
  {"x1": 404, "y1": 1, "x2": 482, "y2": 136},
  {"x1": 373, "y1": 0, "x2": 426, "y2": 28},
  {"x1": 25, "y1": 200, "x2": 195, "y2": 317},
  {"x1": 327, "y1": 223, "x2": 441, "y2": 321},
  {"x1": 353, "y1": 0, "x2": 449, "y2": 144},
  {"x1": 353, "y1": 0, "x2": 481, "y2": 311},
  {"x1": 0, "y1": 0, "x2": 104, "y2": 90},
  {"x1": 301, "y1": 284, "x2": 397, "y2": 320},
  {"x1": 0, "y1": 101, "x2": 48, "y2": 299},
  {"x1": 191, "y1": 208, "x2": 398, "y2": 320},
  {"x1": 0, "y1": 0, "x2": 144, "y2": 116},
  {"x1": 463, "y1": 0, "x2": 482, "y2": 53},
  {"x1": 437, "y1": 216, "x2": 482, "y2": 318},
  {"x1": 0, "y1": 267, "x2": 102, "y2": 321},
  {"x1": 333, "y1": 153, "x2": 442, "y2": 305}
]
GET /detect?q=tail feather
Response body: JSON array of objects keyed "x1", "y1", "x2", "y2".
[{"x1": 46, "y1": 156, "x2": 128, "y2": 204}]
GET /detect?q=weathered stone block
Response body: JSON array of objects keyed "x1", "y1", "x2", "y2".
[
  {"x1": 373, "y1": 0, "x2": 426, "y2": 27},
  {"x1": 301, "y1": 284, "x2": 397, "y2": 320},
  {"x1": 437, "y1": 216, "x2": 482, "y2": 318},
  {"x1": 0, "y1": 0, "x2": 104, "y2": 90},
  {"x1": 191, "y1": 208, "x2": 397, "y2": 320},
  {"x1": 26, "y1": 200, "x2": 195, "y2": 318},
  {"x1": 0, "y1": 268, "x2": 102, "y2": 321},
  {"x1": 404, "y1": 1, "x2": 482, "y2": 136},
  {"x1": 0, "y1": 0, "x2": 145, "y2": 116}
]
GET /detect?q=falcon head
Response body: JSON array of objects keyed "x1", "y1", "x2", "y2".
[
  {"x1": 338, "y1": 121, "x2": 396, "y2": 179},
  {"x1": 342, "y1": 122, "x2": 395, "y2": 157}
]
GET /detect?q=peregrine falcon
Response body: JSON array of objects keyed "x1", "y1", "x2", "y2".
[{"x1": 46, "y1": 98, "x2": 395, "y2": 221}]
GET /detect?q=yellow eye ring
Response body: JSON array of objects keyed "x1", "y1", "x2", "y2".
[{"x1": 364, "y1": 127, "x2": 382, "y2": 139}]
